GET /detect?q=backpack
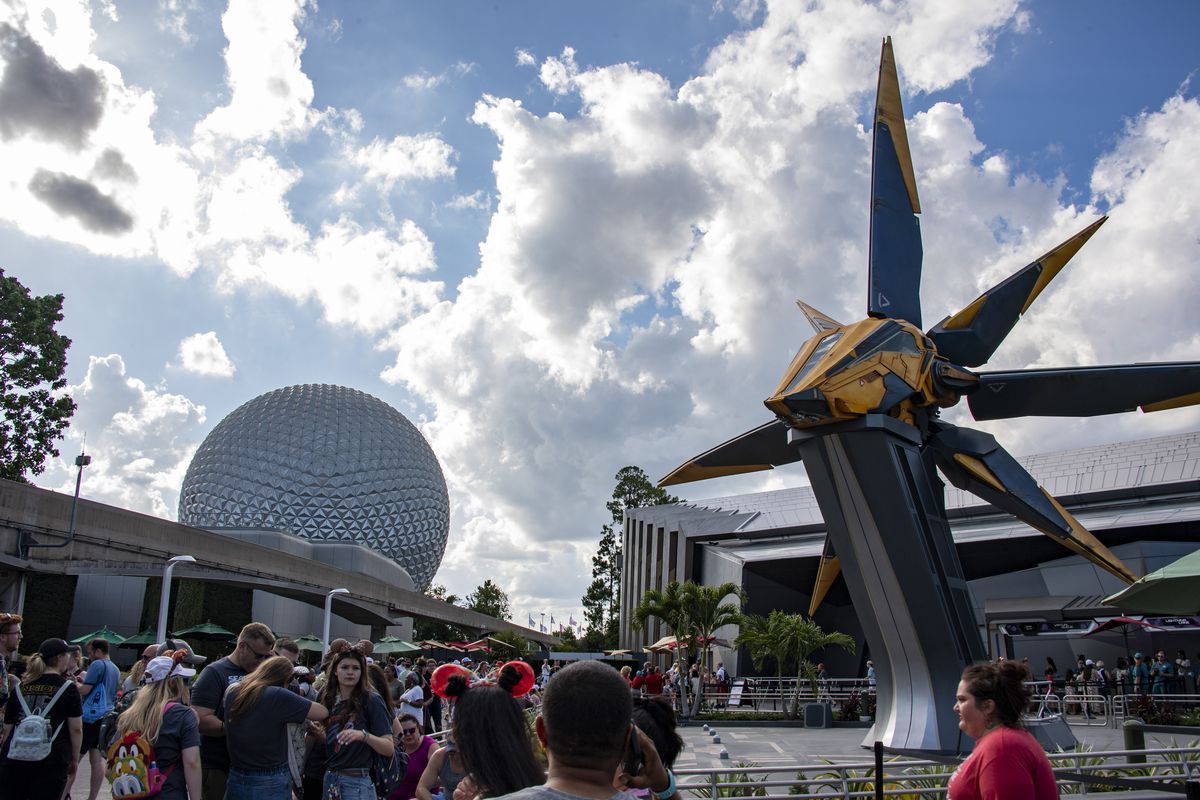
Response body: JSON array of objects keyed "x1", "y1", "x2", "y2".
[
  {"x1": 105, "y1": 703, "x2": 177, "y2": 800},
  {"x1": 100, "y1": 685, "x2": 141, "y2": 751},
  {"x1": 369, "y1": 736, "x2": 407, "y2": 799},
  {"x1": 82, "y1": 662, "x2": 117, "y2": 723},
  {"x1": 8, "y1": 680, "x2": 73, "y2": 761}
]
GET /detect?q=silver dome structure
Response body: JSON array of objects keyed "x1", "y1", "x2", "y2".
[{"x1": 178, "y1": 384, "x2": 449, "y2": 589}]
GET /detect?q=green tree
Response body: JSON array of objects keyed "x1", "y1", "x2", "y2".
[
  {"x1": 735, "y1": 610, "x2": 798, "y2": 717},
  {"x1": 466, "y1": 579, "x2": 511, "y2": 620},
  {"x1": 0, "y1": 269, "x2": 76, "y2": 482},
  {"x1": 632, "y1": 580, "x2": 694, "y2": 714},
  {"x1": 487, "y1": 629, "x2": 528, "y2": 654},
  {"x1": 680, "y1": 581, "x2": 745, "y2": 715},
  {"x1": 413, "y1": 583, "x2": 463, "y2": 642},
  {"x1": 582, "y1": 466, "x2": 678, "y2": 648},
  {"x1": 780, "y1": 614, "x2": 855, "y2": 716}
]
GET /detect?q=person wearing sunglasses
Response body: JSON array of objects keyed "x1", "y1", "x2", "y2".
[
  {"x1": 389, "y1": 713, "x2": 438, "y2": 800},
  {"x1": 191, "y1": 622, "x2": 275, "y2": 800},
  {"x1": 0, "y1": 612, "x2": 22, "y2": 714}
]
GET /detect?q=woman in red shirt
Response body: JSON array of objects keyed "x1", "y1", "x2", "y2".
[{"x1": 948, "y1": 661, "x2": 1058, "y2": 800}]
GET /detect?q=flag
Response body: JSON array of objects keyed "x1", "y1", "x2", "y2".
[
  {"x1": 540, "y1": 624, "x2": 546, "y2": 632},
  {"x1": 528, "y1": 614, "x2": 536, "y2": 627},
  {"x1": 550, "y1": 614, "x2": 555, "y2": 626},
  {"x1": 569, "y1": 616, "x2": 577, "y2": 626}
]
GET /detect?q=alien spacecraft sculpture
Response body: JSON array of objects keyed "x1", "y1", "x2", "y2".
[{"x1": 660, "y1": 38, "x2": 1200, "y2": 753}]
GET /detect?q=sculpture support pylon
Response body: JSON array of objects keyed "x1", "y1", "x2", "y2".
[{"x1": 794, "y1": 414, "x2": 985, "y2": 754}]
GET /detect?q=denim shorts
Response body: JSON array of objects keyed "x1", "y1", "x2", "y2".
[
  {"x1": 224, "y1": 764, "x2": 292, "y2": 800},
  {"x1": 323, "y1": 771, "x2": 376, "y2": 800}
]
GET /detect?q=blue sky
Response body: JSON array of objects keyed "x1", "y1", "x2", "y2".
[{"x1": 2, "y1": 0, "x2": 1198, "y2": 627}]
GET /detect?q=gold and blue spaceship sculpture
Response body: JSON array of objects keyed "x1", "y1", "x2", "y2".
[{"x1": 661, "y1": 38, "x2": 1200, "y2": 753}]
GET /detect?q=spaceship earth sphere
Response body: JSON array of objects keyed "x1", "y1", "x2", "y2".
[{"x1": 178, "y1": 384, "x2": 449, "y2": 589}]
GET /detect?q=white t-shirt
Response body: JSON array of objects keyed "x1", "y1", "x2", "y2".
[{"x1": 399, "y1": 684, "x2": 424, "y2": 724}]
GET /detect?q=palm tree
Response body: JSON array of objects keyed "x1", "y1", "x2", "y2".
[
  {"x1": 632, "y1": 580, "x2": 692, "y2": 711},
  {"x1": 776, "y1": 614, "x2": 854, "y2": 717},
  {"x1": 680, "y1": 581, "x2": 746, "y2": 716},
  {"x1": 735, "y1": 610, "x2": 799, "y2": 717}
]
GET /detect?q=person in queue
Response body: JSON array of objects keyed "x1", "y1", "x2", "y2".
[
  {"x1": 320, "y1": 647, "x2": 395, "y2": 800},
  {"x1": 0, "y1": 638, "x2": 84, "y2": 800},
  {"x1": 366, "y1": 663, "x2": 404, "y2": 737},
  {"x1": 948, "y1": 661, "x2": 1058, "y2": 799},
  {"x1": 437, "y1": 661, "x2": 543, "y2": 799},
  {"x1": 390, "y1": 712, "x2": 438, "y2": 800},
  {"x1": 487, "y1": 660, "x2": 678, "y2": 800},
  {"x1": 191, "y1": 622, "x2": 276, "y2": 800},
  {"x1": 223, "y1": 655, "x2": 329, "y2": 799},
  {"x1": 112, "y1": 651, "x2": 204, "y2": 800}
]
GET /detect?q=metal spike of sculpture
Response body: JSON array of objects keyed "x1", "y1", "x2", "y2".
[{"x1": 659, "y1": 38, "x2": 1200, "y2": 754}]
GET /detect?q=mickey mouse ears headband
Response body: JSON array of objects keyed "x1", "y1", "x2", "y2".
[{"x1": 431, "y1": 659, "x2": 536, "y2": 699}]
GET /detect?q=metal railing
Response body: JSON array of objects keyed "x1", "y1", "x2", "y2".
[{"x1": 675, "y1": 745, "x2": 1200, "y2": 799}]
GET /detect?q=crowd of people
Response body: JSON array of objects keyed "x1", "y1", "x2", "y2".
[
  {"x1": 0, "y1": 615, "x2": 686, "y2": 800},
  {"x1": 4, "y1": 607, "x2": 1197, "y2": 800}
]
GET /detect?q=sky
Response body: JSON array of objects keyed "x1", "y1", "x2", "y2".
[{"x1": 3, "y1": 0, "x2": 1199, "y2": 631}]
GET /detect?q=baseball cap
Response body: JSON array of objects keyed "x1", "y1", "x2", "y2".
[
  {"x1": 145, "y1": 655, "x2": 196, "y2": 683},
  {"x1": 461, "y1": 657, "x2": 472, "y2": 664},
  {"x1": 39, "y1": 638, "x2": 70, "y2": 660},
  {"x1": 293, "y1": 666, "x2": 311, "y2": 676},
  {"x1": 156, "y1": 638, "x2": 206, "y2": 666},
  {"x1": 1085, "y1": 659, "x2": 1095, "y2": 666},
  {"x1": 1134, "y1": 652, "x2": 1144, "y2": 659}
]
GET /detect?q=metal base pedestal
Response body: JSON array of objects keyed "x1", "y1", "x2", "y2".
[{"x1": 793, "y1": 414, "x2": 985, "y2": 754}]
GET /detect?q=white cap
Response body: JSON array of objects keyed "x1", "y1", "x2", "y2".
[{"x1": 145, "y1": 655, "x2": 196, "y2": 683}]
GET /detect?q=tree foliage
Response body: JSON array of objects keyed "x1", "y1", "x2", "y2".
[
  {"x1": 632, "y1": 579, "x2": 745, "y2": 716},
  {"x1": 466, "y1": 578, "x2": 511, "y2": 621},
  {"x1": 413, "y1": 583, "x2": 464, "y2": 642},
  {"x1": 582, "y1": 466, "x2": 678, "y2": 648},
  {"x1": 736, "y1": 611, "x2": 854, "y2": 717},
  {"x1": 0, "y1": 269, "x2": 76, "y2": 482}
]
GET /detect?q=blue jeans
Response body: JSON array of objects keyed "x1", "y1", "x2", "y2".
[
  {"x1": 323, "y1": 771, "x2": 375, "y2": 800},
  {"x1": 224, "y1": 765, "x2": 291, "y2": 800}
]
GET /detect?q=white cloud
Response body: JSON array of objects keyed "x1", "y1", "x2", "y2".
[
  {"x1": 445, "y1": 190, "x2": 489, "y2": 211},
  {"x1": 194, "y1": 0, "x2": 318, "y2": 144},
  {"x1": 38, "y1": 354, "x2": 207, "y2": 520},
  {"x1": 157, "y1": 0, "x2": 198, "y2": 43},
  {"x1": 177, "y1": 331, "x2": 236, "y2": 377},
  {"x1": 515, "y1": 49, "x2": 535, "y2": 67},
  {"x1": 349, "y1": 133, "x2": 456, "y2": 190}
]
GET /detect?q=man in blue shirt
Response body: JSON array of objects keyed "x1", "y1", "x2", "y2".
[{"x1": 79, "y1": 638, "x2": 120, "y2": 800}]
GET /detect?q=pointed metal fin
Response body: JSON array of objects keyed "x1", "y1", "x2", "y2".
[
  {"x1": 658, "y1": 419, "x2": 800, "y2": 487},
  {"x1": 969, "y1": 363, "x2": 1200, "y2": 421},
  {"x1": 868, "y1": 36, "x2": 923, "y2": 328},
  {"x1": 796, "y1": 300, "x2": 844, "y2": 334},
  {"x1": 807, "y1": 537, "x2": 841, "y2": 616},
  {"x1": 927, "y1": 422, "x2": 1137, "y2": 584},
  {"x1": 929, "y1": 217, "x2": 1107, "y2": 367}
]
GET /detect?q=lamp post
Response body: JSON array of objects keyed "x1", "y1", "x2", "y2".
[
  {"x1": 324, "y1": 588, "x2": 350, "y2": 652},
  {"x1": 156, "y1": 555, "x2": 196, "y2": 643}
]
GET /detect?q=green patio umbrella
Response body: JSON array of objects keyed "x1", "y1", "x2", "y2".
[
  {"x1": 372, "y1": 636, "x2": 421, "y2": 655},
  {"x1": 294, "y1": 635, "x2": 325, "y2": 653},
  {"x1": 172, "y1": 621, "x2": 238, "y2": 641},
  {"x1": 70, "y1": 626, "x2": 127, "y2": 646},
  {"x1": 1104, "y1": 548, "x2": 1200, "y2": 614},
  {"x1": 117, "y1": 629, "x2": 158, "y2": 649}
]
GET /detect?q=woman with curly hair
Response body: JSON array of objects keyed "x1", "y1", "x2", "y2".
[
  {"x1": 320, "y1": 648, "x2": 395, "y2": 800},
  {"x1": 948, "y1": 660, "x2": 1057, "y2": 799},
  {"x1": 224, "y1": 656, "x2": 328, "y2": 800}
]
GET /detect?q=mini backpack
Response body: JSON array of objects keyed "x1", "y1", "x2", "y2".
[
  {"x1": 7, "y1": 681, "x2": 72, "y2": 761},
  {"x1": 105, "y1": 703, "x2": 177, "y2": 799}
]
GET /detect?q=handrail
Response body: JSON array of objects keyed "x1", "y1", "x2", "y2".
[{"x1": 673, "y1": 747, "x2": 1200, "y2": 799}]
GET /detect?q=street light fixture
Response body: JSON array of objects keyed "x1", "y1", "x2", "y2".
[
  {"x1": 323, "y1": 588, "x2": 350, "y2": 652},
  {"x1": 156, "y1": 555, "x2": 196, "y2": 643}
]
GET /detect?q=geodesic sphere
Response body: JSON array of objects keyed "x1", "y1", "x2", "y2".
[{"x1": 178, "y1": 384, "x2": 448, "y2": 589}]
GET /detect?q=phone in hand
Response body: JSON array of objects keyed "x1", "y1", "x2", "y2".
[{"x1": 623, "y1": 724, "x2": 644, "y2": 777}]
